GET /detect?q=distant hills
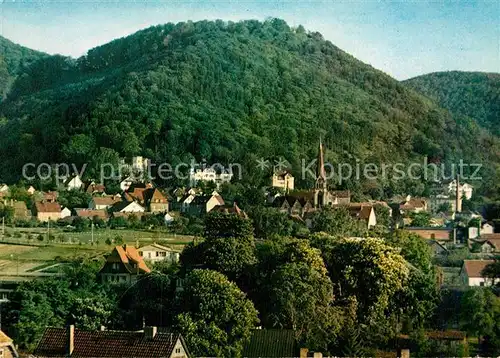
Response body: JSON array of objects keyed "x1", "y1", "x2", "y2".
[
  {"x1": 405, "y1": 71, "x2": 500, "y2": 135},
  {"x1": 0, "y1": 20, "x2": 499, "y2": 198}
]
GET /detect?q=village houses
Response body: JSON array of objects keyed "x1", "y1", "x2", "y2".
[
  {"x1": 0, "y1": 330, "x2": 19, "y2": 358},
  {"x1": 138, "y1": 243, "x2": 180, "y2": 264},
  {"x1": 88, "y1": 195, "x2": 122, "y2": 210},
  {"x1": 460, "y1": 260, "x2": 495, "y2": 287},
  {"x1": 33, "y1": 325, "x2": 190, "y2": 358},
  {"x1": 271, "y1": 170, "x2": 295, "y2": 192},
  {"x1": 99, "y1": 244, "x2": 151, "y2": 284},
  {"x1": 33, "y1": 201, "x2": 62, "y2": 222},
  {"x1": 189, "y1": 166, "x2": 233, "y2": 189},
  {"x1": 63, "y1": 174, "x2": 84, "y2": 191}
]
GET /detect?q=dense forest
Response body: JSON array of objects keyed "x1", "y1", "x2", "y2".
[
  {"x1": 404, "y1": 71, "x2": 500, "y2": 135},
  {"x1": 0, "y1": 19, "x2": 499, "y2": 197},
  {"x1": 0, "y1": 36, "x2": 46, "y2": 101}
]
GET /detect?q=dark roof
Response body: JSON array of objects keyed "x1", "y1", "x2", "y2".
[
  {"x1": 191, "y1": 194, "x2": 224, "y2": 206},
  {"x1": 34, "y1": 327, "x2": 186, "y2": 358},
  {"x1": 242, "y1": 329, "x2": 296, "y2": 358}
]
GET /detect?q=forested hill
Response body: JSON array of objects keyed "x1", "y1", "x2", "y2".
[
  {"x1": 0, "y1": 36, "x2": 47, "y2": 100},
  {"x1": 404, "y1": 71, "x2": 500, "y2": 135},
  {"x1": 0, "y1": 19, "x2": 499, "y2": 196}
]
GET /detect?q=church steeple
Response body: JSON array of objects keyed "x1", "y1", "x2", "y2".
[
  {"x1": 315, "y1": 137, "x2": 327, "y2": 190},
  {"x1": 314, "y1": 137, "x2": 328, "y2": 208}
]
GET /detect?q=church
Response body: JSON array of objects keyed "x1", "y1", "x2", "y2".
[{"x1": 274, "y1": 139, "x2": 351, "y2": 215}]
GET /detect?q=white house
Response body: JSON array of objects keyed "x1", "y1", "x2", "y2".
[
  {"x1": 469, "y1": 222, "x2": 495, "y2": 239},
  {"x1": 113, "y1": 201, "x2": 145, "y2": 213},
  {"x1": 460, "y1": 260, "x2": 494, "y2": 286},
  {"x1": 189, "y1": 166, "x2": 233, "y2": 189},
  {"x1": 447, "y1": 180, "x2": 473, "y2": 200},
  {"x1": 481, "y1": 223, "x2": 494, "y2": 235},
  {"x1": 120, "y1": 176, "x2": 134, "y2": 192},
  {"x1": 164, "y1": 212, "x2": 175, "y2": 225},
  {"x1": 89, "y1": 195, "x2": 122, "y2": 210},
  {"x1": 60, "y1": 207, "x2": 72, "y2": 219},
  {"x1": 138, "y1": 243, "x2": 180, "y2": 264},
  {"x1": 180, "y1": 194, "x2": 196, "y2": 213},
  {"x1": 64, "y1": 175, "x2": 84, "y2": 191}
]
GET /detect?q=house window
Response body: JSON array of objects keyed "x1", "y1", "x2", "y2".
[
  {"x1": 112, "y1": 263, "x2": 119, "y2": 270},
  {"x1": 0, "y1": 347, "x2": 4, "y2": 358},
  {"x1": 139, "y1": 251, "x2": 143, "y2": 256},
  {"x1": 175, "y1": 348, "x2": 181, "y2": 353},
  {"x1": 480, "y1": 281, "x2": 485, "y2": 287}
]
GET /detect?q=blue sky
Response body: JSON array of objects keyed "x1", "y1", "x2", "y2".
[{"x1": 1, "y1": 0, "x2": 499, "y2": 79}]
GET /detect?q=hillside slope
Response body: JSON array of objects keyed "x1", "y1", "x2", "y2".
[
  {"x1": 404, "y1": 71, "x2": 500, "y2": 134},
  {"x1": 0, "y1": 20, "x2": 498, "y2": 196},
  {"x1": 0, "y1": 36, "x2": 47, "y2": 100}
]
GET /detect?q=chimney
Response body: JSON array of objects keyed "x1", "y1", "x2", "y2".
[
  {"x1": 299, "y1": 348, "x2": 308, "y2": 358},
  {"x1": 67, "y1": 325, "x2": 75, "y2": 356},
  {"x1": 144, "y1": 326, "x2": 157, "y2": 339}
]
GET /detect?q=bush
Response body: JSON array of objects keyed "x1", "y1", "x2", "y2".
[{"x1": 36, "y1": 234, "x2": 44, "y2": 242}]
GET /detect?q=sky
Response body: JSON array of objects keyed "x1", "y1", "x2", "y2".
[{"x1": 0, "y1": 0, "x2": 499, "y2": 80}]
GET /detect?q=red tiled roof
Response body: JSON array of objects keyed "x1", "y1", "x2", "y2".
[
  {"x1": 480, "y1": 233, "x2": 500, "y2": 240},
  {"x1": 107, "y1": 245, "x2": 151, "y2": 274},
  {"x1": 34, "y1": 327, "x2": 185, "y2": 357},
  {"x1": 111, "y1": 212, "x2": 146, "y2": 220},
  {"x1": 145, "y1": 188, "x2": 168, "y2": 204},
  {"x1": 400, "y1": 198, "x2": 427, "y2": 210},
  {"x1": 213, "y1": 202, "x2": 248, "y2": 218},
  {"x1": 35, "y1": 201, "x2": 61, "y2": 213},
  {"x1": 463, "y1": 260, "x2": 494, "y2": 278},
  {"x1": 346, "y1": 203, "x2": 373, "y2": 220},
  {"x1": 86, "y1": 183, "x2": 106, "y2": 194},
  {"x1": 75, "y1": 209, "x2": 108, "y2": 220},
  {"x1": 92, "y1": 196, "x2": 121, "y2": 206},
  {"x1": 127, "y1": 187, "x2": 150, "y2": 203}
]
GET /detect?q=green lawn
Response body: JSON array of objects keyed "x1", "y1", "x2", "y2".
[
  {"x1": 0, "y1": 228, "x2": 193, "y2": 277},
  {"x1": 2, "y1": 227, "x2": 194, "y2": 246}
]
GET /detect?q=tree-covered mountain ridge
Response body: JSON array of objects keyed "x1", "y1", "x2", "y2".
[
  {"x1": 0, "y1": 36, "x2": 47, "y2": 101},
  {"x1": 404, "y1": 71, "x2": 500, "y2": 135},
  {"x1": 0, "y1": 19, "x2": 499, "y2": 196}
]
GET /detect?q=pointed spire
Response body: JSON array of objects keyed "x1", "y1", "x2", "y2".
[{"x1": 316, "y1": 137, "x2": 326, "y2": 184}]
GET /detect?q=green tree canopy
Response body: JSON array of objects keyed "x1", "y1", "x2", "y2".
[{"x1": 174, "y1": 269, "x2": 259, "y2": 358}]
